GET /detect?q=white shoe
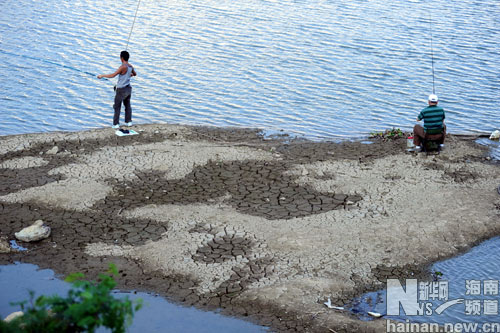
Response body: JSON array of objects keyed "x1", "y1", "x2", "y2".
[
  {"x1": 112, "y1": 124, "x2": 120, "y2": 129},
  {"x1": 439, "y1": 144, "x2": 445, "y2": 148},
  {"x1": 125, "y1": 122, "x2": 133, "y2": 127},
  {"x1": 415, "y1": 145, "x2": 422, "y2": 151}
]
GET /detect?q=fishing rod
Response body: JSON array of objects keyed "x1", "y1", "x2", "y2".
[
  {"x1": 429, "y1": 14, "x2": 436, "y2": 95},
  {"x1": 0, "y1": 49, "x2": 107, "y2": 80},
  {"x1": 126, "y1": 0, "x2": 142, "y2": 50},
  {"x1": 1, "y1": 0, "x2": 142, "y2": 81}
]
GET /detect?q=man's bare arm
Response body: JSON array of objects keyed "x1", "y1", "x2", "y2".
[{"x1": 97, "y1": 65, "x2": 126, "y2": 79}]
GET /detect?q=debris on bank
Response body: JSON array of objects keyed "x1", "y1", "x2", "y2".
[
  {"x1": 15, "y1": 220, "x2": 51, "y2": 242},
  {"x1": 0, "y1": 237, "x2": 10, "y2": 253}
]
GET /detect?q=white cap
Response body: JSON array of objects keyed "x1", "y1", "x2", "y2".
[{"x1": 428, "y1": 94, "x2": 438, "y2": 102}]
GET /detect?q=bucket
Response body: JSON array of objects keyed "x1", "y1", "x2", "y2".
[{"x1": 407, "y1": 136, "x2": 414, "y2": 148}]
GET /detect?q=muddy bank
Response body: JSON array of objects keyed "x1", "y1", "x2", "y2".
[{"x1": 1, "y1": 124, "x2": 499, "y2": 332}]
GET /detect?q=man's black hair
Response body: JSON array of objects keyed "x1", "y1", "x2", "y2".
[{"x1": 120, "y1": 51, "x2": 130, "y2": 61}]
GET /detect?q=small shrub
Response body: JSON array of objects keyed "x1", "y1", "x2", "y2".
[
  {"x1": 369, "y1": 128, "x2": 405, "y2": 140},
  {"x1": 432, "y1": 270, "x2": 444, "y2": 281},
  {"x1": 0, "y1": 264, "x2": 142, "y2": 333}
]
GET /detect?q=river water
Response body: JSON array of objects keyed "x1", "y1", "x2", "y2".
[
  {"x1": 350, "y1": 237, "x2": 500, "y2": 330},
  {"x1": 0, "y1": 0, "x2": 498, "y2": 139},
  {"x1": 0, "y1": 263, "x2": 266, "y2": 332}
]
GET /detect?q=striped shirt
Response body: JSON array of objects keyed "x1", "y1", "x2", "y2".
[{"x1": 418, "y1": 105, "x2": 445, "y2": 131}]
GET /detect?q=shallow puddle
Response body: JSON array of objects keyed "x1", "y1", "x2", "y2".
[
  {"x1": 0, "y1": 263, "x2": 267, "y2": 332},
  {"x1": 348, "y1": 237, "x2": 500, "y2": 326},
  {"x1": 476, "y1": 138, "x2": 500, "y2": 160}
]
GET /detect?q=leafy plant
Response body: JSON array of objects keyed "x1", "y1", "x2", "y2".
[
  {"x1": 432, "y1": 270, "x2": 444, "y2": 281},
  {"x1": 369, "y1": 128, "x2": 405, "y2": 140},
  {"x1": 0, "y1": 264, "x2": 142, "y2": 333}
]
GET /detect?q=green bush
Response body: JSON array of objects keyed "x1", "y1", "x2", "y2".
[
  {"x1": 0, "y1": 264, "x2": 142, "y2": 333},
  {"x1": 369, "y1": 128, "x2": 405, "y2": 140}
]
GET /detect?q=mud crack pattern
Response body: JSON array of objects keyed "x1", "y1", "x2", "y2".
[{"x1": 105, "y1": 160, "x2": 362, "y2": 220}]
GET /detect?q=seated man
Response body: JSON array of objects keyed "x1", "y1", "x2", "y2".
[{"x1": 413, "y1": 94, "x2": 446, "y2": 151}]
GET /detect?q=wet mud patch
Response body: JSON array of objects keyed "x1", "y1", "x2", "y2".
[
  {"x1": 276, "y1": 138, "x2": 406, "y2": 164},
  {"x1": 0, "y1": 165, "x2": 67, "y2": 195},
  {"x1": 444, "y1": 168, "x2": 480, "y2": 183},
  {"x1": 103, "y1": 160, "x2": 362, "y2": 220},
  {"x1": 210, "y1": 256, "x2": 277, "y2": 303},
  {"x1": 185, "y1": 126, "x2": 266, "y2": 144},
  {"x1": 0, "y1": 130, "x2": 167, "y2": 161},
  {"x1": 0, "y1": 202, "x2": 167, "y2": 247},
  {"x1": 0, "y1": 131, "x2": 170, "y2": 196},
  {"x1": 192, "y1": 230, "x2": 255, "y2": 264},
  {"x1": 424, "y1": 160, "x2": 480, "y2": 183},
  {"x1": 371, "y1": 263, "x2": 432, "y2": 284}
]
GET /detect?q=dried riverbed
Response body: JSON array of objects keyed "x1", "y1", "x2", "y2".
[{"x1": 1, "y1": 124, "x2": 499, "y2": 332}]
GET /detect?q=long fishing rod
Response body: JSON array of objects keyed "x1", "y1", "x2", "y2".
[
  {"x1": 126, "y1": 0, "x2": 142, "y2": 50},
  {"x1": 429, "y1": 14, "x2": 436, "y2": 95},
  {"x1": 0, "y1": 49, "x2": 107, "y2": 80}
]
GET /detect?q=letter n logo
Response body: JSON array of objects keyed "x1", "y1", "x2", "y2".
[{"x1": 387, "y1": 279, "x2": 419, "y2": 315}]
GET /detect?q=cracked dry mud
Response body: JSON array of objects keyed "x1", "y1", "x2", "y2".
[{"x1": 1, "y1": 124, "x2": 500, "y2": 332}]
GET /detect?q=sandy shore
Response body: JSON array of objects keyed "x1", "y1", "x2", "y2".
[{"x1": 1, "y1": 124, "x2": 499, "y2": 332}]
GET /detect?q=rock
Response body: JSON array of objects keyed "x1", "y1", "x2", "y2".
[
  {"x1": 490, "y1": 130, "x2": 500, "y2": 140},
  {"x1": 46, "y1": 146, "x2": 59, "y2": 155},
  {"x1": 0, "y1": 237, "x2": 10, "y2": 253},
  {"x1": 368, "y1": 311, "x2": 383, "y2": 318},
  {"x1": 15, "y1": 220, "x2": 51, "y2": 242},
  {"x1": 4, "y1": 311, "x2": 23, "y2": 322}
]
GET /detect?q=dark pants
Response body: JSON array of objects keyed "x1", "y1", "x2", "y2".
[
  {"x1": 413, "y1": 124, "x2": 446, "y2": 146},
  {"x1": 113, "y1": 85, "x2": 132, "y2": 125}
]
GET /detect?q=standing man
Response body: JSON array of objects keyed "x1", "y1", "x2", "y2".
[
  {"x1": 413, "y1": 94, "x2": 446, "y2": 150},
  {"x1": 98, "y1": 51, "x2": 137, "y2": 128}
]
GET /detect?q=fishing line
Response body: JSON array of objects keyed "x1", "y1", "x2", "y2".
[
  {"x1": 0, "y1": 49, "x2": 107, "y2": 80},
  {"x1": 126, "y1": 0, "x2": 142, "y2": 50},
  {"x1": 429, "y1": 14, "x2": 436, "y2": 94}
]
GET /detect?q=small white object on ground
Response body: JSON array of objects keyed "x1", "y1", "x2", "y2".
[
  {"x1": 324, "y1": 298, "x2": 344, "y2": 310},
  {"x1": 490, "y1": 130, "x2": 500, "y2": 140},
  {"x1": 367, "y1": 311, "x2": 383, "y2": 318},
  {"x1": 407, "y1": 137, "x2": 414, "y2": 148},
  {"x1": 0, "y1": 237, "x2": 10, "y2": 253},
  {"x1": 15, "y1": 220, "x2": 51, "y2": 242},
  {"x1": 4, "y1": 311, "x2": 23, "y2": 322},
  {"x1": 115, "y1": 129, "x2": 139, "y2": 137},
  {"x1": 46, "y1": 146, "x2": 59, "y2": 155}
]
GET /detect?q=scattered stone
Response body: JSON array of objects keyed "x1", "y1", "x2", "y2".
[
  {"x1": 15, "y1": 220, "x2": 51, "y2": 242},
  {"x1": 4, "y1": 311, "x2": 23, "y2": 322},
  {"x1": 0, "y1": 237, "x2": 11, "y2": 253},
  {"x1": 367, "y1": 311, "x2": 383, "y2": 318},
  {"x1": 46, "y1": 146, "x2": 59, "y2": 155}
]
